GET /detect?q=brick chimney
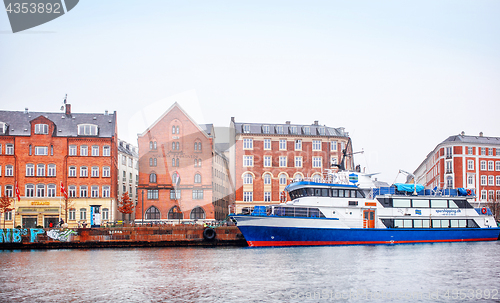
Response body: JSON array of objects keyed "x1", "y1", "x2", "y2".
[{"x1": 65, "y1": 103, "x2": 71, "y2": 116}]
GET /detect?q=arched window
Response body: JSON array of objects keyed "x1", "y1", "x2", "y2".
[
  {"x1": 293, "y1": 173, "x2": 304, "y2": 182},
  {"x1": 149, "y1": 141, "x2": 153, "y2": 150},
  {"x1": 176, "y1": 142, "x2": 180, "y2": 150},
  {"x1": 198, "y1": 142, "x2": 202, "y2": 151},
  {"x1": 279, "y1": 174, "x2": 287, "y2": 185},
  {"x1": 312, "y1": 174, "x2": 322, "y2": 183},
  {"x1": 150, "y1": 158, "x2": 153, "y2": 166},
  {"x1": 198, "y1": 159, "x2": 202, "y2": 167},
  {"x1": 172, "y1": 126, "x2": 176, "y2": 134},
  {"x1": 145, "y1": 206, "x2": 161, "y2": 220},
  {"x1": 263, "y1": 173, "x2": 271, "y2": 185},
  {"x1": 446, "y1": 176, "x2": 453, "y2": 188},
  {"x1": 172, "y1": 158, "x2": 176, "y2": 167},
  {"x1": 176, "y1": 126, "x2": 179, "y2": 134},
  {"x1": 172, "y1": 142, "x2": 175, "y2": 150},
  {"x1": 243, "y1": 173, "x2": 253, "y2": 184},
  {"x1": 168, "y1": 206, "x2": 183, "y2": 219},
  {"x1": 149, "y1": 172, "x2": 157, "y2": 183},
  {"x1": 190, "y1": 207, "x2": 205, "y2": 219},
  {"x1": 194, "y1": 173, "x2": 201, "y2": 183},
  {"x1": 194, "y1": 159, "x2": 198, "y2": 167}
]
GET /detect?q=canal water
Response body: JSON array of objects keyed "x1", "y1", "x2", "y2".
[{"x1": 1, "y1": 242, "x2": 499, "y2": 302}]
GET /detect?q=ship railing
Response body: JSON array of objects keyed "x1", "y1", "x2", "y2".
[{"x1": 372, "y1": 187, "x2": 475, "y2": 198}]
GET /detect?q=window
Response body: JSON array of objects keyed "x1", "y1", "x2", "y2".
[
  {"x1": 488, "y1": 176, "x2": 494, "y2": 186},
  {"x1": 467, "y1": 146, "x2": 473, "y2": 155},
  {"x1": 290, "y1": 126, "x2": 297, "y2": 134},
  {"x1": 68, "y1": 186, "x2": 76, "y2": 198},
  {"x1": 279, "y1": 139, "x2": 286, "y2": 150},
  {"x1": 35, "y1": 146, "x2": 48, "y2": 155},
  {"x1": 37, "y1": 164, "x2": 45, "y2": 176},
  {"x1": 243, "y1": 173, "x2": 253, "y2": 184},
  {"x1": 312, "y1": 174, "x2": 321, "y2": 183},
  {"x1": 172, "y1": 158, "x2": 179, "y2": 167},
  {"x1": 102, "y1": 208, "x2": 109, "y2": 220},
  {"x1": 331, "y1": 141, "x2": 337, "y2": 151},
  {"x1": 194, "y1": 173, "x2": 201, "y2": 183},
  {"x1": 5, "y1": 185, "x2": 13, "y2": 197},
  {"x1": 263, "y1": 156, "x2": 271, "y2": 167},
  {"x1": 80, "y1": 145, "x2": 88, "y2": 156},
  {"x1": 488, "y1": 161, "x2": 494, "y2": 171},
  {"x1": 489, "y1": 148, "x2": 493, "y2": 156},
  {"x1": 69, "y1": 145, "x2": 77, "y2": 156},
  {"x1": 303, "y1": 126, "x2": 310, "y2": 135},
  {"x1": 170, "y1": 190, "x2": 181, "y2": 200},
  {"x1": 243, "y1": 156, "x2": 253, "y2": 167},
  {"x1": 26, "y1": 164, "x2": 34, "y2": 176},
  {"x1": 445, "y1": 161, "x2": 452, "y2": 174},
  {"x1": 92, "y1": 145, "x2": 99, "y2": 156},
  {"x1": 192, "y1": 189, "x2": 204, "y2": 199},
  {"x1": 6, "y1": 144, "x2": 13, "y2": 155},
  {"x1": 172, "y1": 125, "x2": 176, "y2": 134},
  {"x1": 291, "y1": 140, "x2": 301, "y2": 152},
  {"x1": 4, "y1": 211, "x2": 12, "y2": 221},
  {"x1": 243, "y1": 124, "x2": 251, "y2": 133},
  {"x1": 78, "y1": 124, "x2": 98, "y2": 136},
  {"x1": 497, "y1": 176, "x2": 500, "y2": 186},
  {"x1": 68, "y1": 208, "x2": 76, "y2": 220},
  {"x1": 103, "y1": 145, "x2": 110, "y2": 156},
  {"x1": 149, "y1": 172, "x2": 157, "y2": 183},
  {"x1": 122, "y1": 155, "x2": 127, "y2": 165},
  {"x1": 168, "y1": 206, "x2": 183, "y2": 219},
  {"x1": 48, "y1": 164, "x2": 56, "y2": 177},
  {"x1": 279, "y1": 174, "x2": 287, "y2": 185},
  {"x1": 313, "y1": 157, "x2": 322, "y2": 168},
  {"x1": 25, "y1": 184, "x2": 34, "y2": 197},
  {"x1": 313, "y1": 140, "x2": 322, "y2": 151},
  {"x1": 445, "y1": 147, "x2": 452, "y2": 158},
  {"x1": 263, "y1": 173, "x2": 271, "y2": 185},
  {"x1": 102, "y1": 166, "x2": 110, "y2": 177},
  {"x1": 264, "y1": 139, "x2": 271, "y2": 150},
  {"x1": 243, "y1": 139, "x2": 253, "y2": 149},
  {"x1": 264, "y1": 192, "x2": 271, "y2": 202},
  {"x1": 147, "y1": 189, "x2": 159, "y2": 200},
  {"x1": 5, "y1": 165, "x2": 13, "y2": 176},
  {"x1": 150, "y1": 141, "x2": 157, "y2": 150},
  {"x1": 91, "y1": 166, "x2": 99, "y2": 177},
  {"x1": 36, "y1": 184, "x2": 45, "y2": 197},
  {"x1": 128, "y1": 157, "x2": 133, "y2": 167},
  {"x1": 47, "y1": 184, "x2": 56, "y2": 197},
  {"x1": 80, "y1": 166, "x2": 88, "y2": 177},
  {"x1": 318, "y1": 127, "x2": 325, "y2": 135},
  {"x1": 243, "y1": 191, "x2": 253, "y2": 202},
  {"x1": 80, "y1": 208, "x2": 87, "y2": 220},
  {"x1": 295, "y1": 156, "x2": 302, "y2": 167},
  {"x1": 481, "y1": 175, "x2": 487, "y2": 186},
  {"x1": 262, "y1": 125, "x2": 270, "y2": 134},
  {"x1": 150, "y1": 157, "x2": 157, "y2": 167},
  {"x1": 68, "y1": 166, "x2": 76, "y2": 177},
  {"x1": 480, "y1": 161, "x2": 486, "y2": 170},
  {"x1": 144, "y1": 206, "x2": 160, "y2": 220},
  {"x1": 496, "y1": 161, "x2": 500, "y2": 171},
  {"x1": 446, "y1": 176, "x2": 453, "y2": 188},
  {"x1": 481, "y1": 190, "x2": 487, "y2": 200},
  {"x1": 467, "y1": 160, "x2": 474, "y2": 170},
  {"x1": 190, "y1": 207, "x2": 206, "y2": 219},
  {"x1": 276, "y1": 125, "x2": 283, "y2": 134},
  {"x1": 80, "y1": 186, "x2": 88, "y2": 197},
  {"x1": 467, "y1": 175, "x2": 474, "y2": 185},
  {"x1": 91, "y1": 186, "x2": 99, "y2": 198},
  {"x1": 481, "y1": 147, "x2": 486, "y2": 155},
  {"x1": 279, "y1": 156, "x2": 287, "y2": 167}
]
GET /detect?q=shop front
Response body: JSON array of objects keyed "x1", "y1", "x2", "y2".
[{"x1": 16, "y1": 204, "x2": 60, "y2": 228}]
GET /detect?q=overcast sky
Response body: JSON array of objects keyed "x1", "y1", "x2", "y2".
[{"x1": 1, "y1": 1, "x2": 499, "y2": 184}]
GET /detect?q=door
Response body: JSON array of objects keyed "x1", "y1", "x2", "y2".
[{"x1": 363, "y1": 209, "x2": 375, "y2": 228}]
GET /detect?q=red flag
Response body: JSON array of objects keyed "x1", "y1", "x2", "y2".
[
  {"x1": 15, "y1": 182, "x2": 20, "y2": 201},
  {"x1": 60, "y1": 181, "x2": 68, "y2": 199}
]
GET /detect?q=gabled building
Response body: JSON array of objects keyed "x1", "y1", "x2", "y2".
[
  {"x1": 229, "y1": 119, "x2": 353, "y2": 213},
  {"x1": 0, "y1": 104, "x2": 118, "y2": 228},
  {"x1": 136, "y1": 103, "x2": 232, "y2": 223},
  {"x1": 413, "y1": 132, "x2": 500, "y2": 206}
]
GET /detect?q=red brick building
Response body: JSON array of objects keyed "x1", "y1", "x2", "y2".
[
  {"x1": 414, "y1": 132, "x2": 500, "y2": 206},
  {"x1": 0, "y1": 104, "x2": 118, "y2": 228},
  {"x1": 229, "y1": 119, "x2": 353, "y2": 212},
  {"x1": 136, "y1": 103, "x2": 232, "y2": 223}
]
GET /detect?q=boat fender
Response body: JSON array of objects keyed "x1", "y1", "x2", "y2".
[
  {"x1": 203, "y1": 227, "x2": 216, "y2": 241},
  {"x1": 481, "y1": 208, "x2": 487, "y2": 215}
]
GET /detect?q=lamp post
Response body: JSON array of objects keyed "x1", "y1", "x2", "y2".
[{"x1": 141, "y1": 189, "x2": 144, "y2": 225}]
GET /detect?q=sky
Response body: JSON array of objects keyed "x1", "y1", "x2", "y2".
[{"x1": 1, "y1": 0, "x2": 499, "y2": 184}]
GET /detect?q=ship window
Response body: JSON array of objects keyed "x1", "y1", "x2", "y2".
[
  {"x1": 412, "y1": 200, "x2": 429, "y2": 208},
  {"x1": 345, "y1": 190, "x2": 351, "y2": 198},
  {"x1": 422, "y1": 220, "x2": 430, "y2": 228},
  {"x1": 322, "y1": 189, "x2": 328, "y2": 197},
  {"x1": 394, "y1": 219, "x2": 403, "y2": 228},
  {"x1": 459, "y1": 220, "x2": 466, "y2": 228},
  {"x1": 413, "y1": 220, "x2": 422, "y2": 228},
  {"x1": 450, "y1": 220, "x2": 459, "y2": 228},
  {"x1": 441, "y1": 220, "x2": 450, "y2": 228},
  {"x1": 338, "y1": 190, "x2": 344, "y2": 198},
  {"x1": 404, "y1": 220, "x2": 412, "y2": 228},
  {"x1": 430, "y1": 200, "x2": 447, "y2": 208},
  {"x1": 306, "y1": 188, "x2": 314, "y2": 196},
  {"x1": 314, "y1": 188, "x2": 321, "y2": 196},
  {"x1": 432, "y1": 220, "x2": 442, "y2": 228},
  {"x1": 393, "y1": 199, "x2": 411, "y2": 208},
  {"x1": 350, "y1": 190, "x2": 357, "y2": 197},
  {"x1": 356, "y1": 191, "x2": 365, "y2": 198},
  {"x1": 348, "y1": 201, "x2": 358, "y2": 206},
  {"x1": 448, "y1": 201, "x2": 459, "y2": 208},
  {"x1": 331, "y1": 189, "x2": 338, "y2": 197},
  {"x1": 467, "y1": 219, "x2": 479, "y2": 228}
]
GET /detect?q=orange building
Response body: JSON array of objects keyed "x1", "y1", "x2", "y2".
[
  {"x1": 136, "y1": 103, "x2": 232, "y2": 223},
  {"x1": 0, "y1": 104, "x2": 118, "y2": 228},
  {"x1": 229, "y1": 119, "x2": 353, "y2": 212}
]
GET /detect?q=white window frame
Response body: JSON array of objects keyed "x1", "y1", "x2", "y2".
[
  {"x1": 279, "y1": 156, "x2": 287, "y2": 167},
  {"x1": 264, "y1": 192, "x2": 271, "y2": 202},
  {"x1": 467, "y1": 160, "x2": 474, "y2": 170},
  {"x1": 80, "y1": 166, "x2": 88, "y2": 177},
  {"x1": 488, "y1": 161, "x2": 494, "y2": 171},
  {"x1": 243, "y1": 191, "x2": 253, "y2": 202},
  {"x1": 26, "y1": 164, "x2": 34, "y2": 176},
  {"x1": 80, "y1": 186, "x2": 88, "y2": 198},
  {"x1": 263, "y1": 173, "x2": 271, "y2": 185},
  {"x1": 243, "y1": 138, "x2": 253, "y2": 150},
  {"x1": 68, "y1": 166, "x2": 76, "y2": 177},
  {"x1": 91, "y1": 166, "x2": 99, "y2": 177},
  {"x1": 78, "y1": 124, "x2": 98, "y2": 136},
  {"x1": 295, "y1": 140, "x2": 302, "y2": 151},
  {"x1": 331, "y1": 141, "x2": 337, "y2": 152},
  {"x1": 103, "y1": 145, "x2": 110, "y2": 156},
  {"x1": 34, "y1": 124, "x2": 48, "y2": 134},
  {"x1": 5, "y1": 165, "x2": 13, "y2": 176},
  {"x1": 243, "y1": 173, "x2": 253, "y2": 184},
  {"x1": 35, "y1": 146, "x2": 48, "y2": 156},
  {"x1": 264, "y1": 139, "x2": 271, "y2": 150},
  {"x1": 91, "y1": 186, "x2": 99, "y2": 198},
  {"x1": 47, "y1": 164, "x2": 56, "y2": 177},
  {"x1": 312, "y1": 140, "x2": 322, "y2": 151},
  {"x1": 279, "y1": 174, "x2": 287, "y2": 185},
  {"x1": 36, "y1": 164, "x2": 45, "y2": 176},
  {"x1": 480, "y1": 161, "x2": 486, "y2": 171},
  {"x1": 279, "y1": 139, "x2": 286, "y2": 150},
  {"x1": 480, "y1": 175, "x2": 487, "y2": 186},
  {"x1": 243, "y1": 156, "x2": 253, "y2": 167},
  {"x1": 92, "y1": 145, "x2": 99, "y2": 156},
  {"x1": 69, "y1": 145, "x2": 77, "y2": 156},
  {"x1": 263, "y1": 156, "x2": 272, "y2": 167},
  {"x1": 488, "y1": 175, "x2": 494, "y2": 186},
  {"x1": 295, "y1": 156, "x2": 302, "y2": 168},
  {"x1": 6, "y1": 144, "x2": 14, "y2": 155},
  {"x1": 47, "y1": 184, "x2": 56, "y2": 197},
  {"x1": 312, "y1": 157, "x2": 322, "y2": 168},
  {"x1": 102, "y1": 166, "x2": 110, "y2": 177},
  {"x1": 80, "y1": 145, "x2": 88, "y2": 156}
]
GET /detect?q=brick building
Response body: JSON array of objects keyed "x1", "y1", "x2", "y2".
[
  {"x1": 229, "y1": 119, "x2": 353, "y2": 212},
  {"x1": 117, "y1": 139, "x2": 139, "y2": 221},
  {"x1": 413, "y1": 132, "x2": 500, "y2": 206},
  {"x1": 0, "y1": 104, "x2": 118, "y2": 228},
  {"x1": 136, "y1": 103, "x2": 232, "y2": 223}
]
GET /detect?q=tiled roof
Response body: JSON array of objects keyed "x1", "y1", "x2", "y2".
[
  {"x1": 0, "y1": 109, "x2": 116, "y2": 138},
  {"x1": 233, "y1": 122, "x2": 347, "y2": 137},
  {"x1": 441, "y1": 134, "x2": 500, "y2": 146}
]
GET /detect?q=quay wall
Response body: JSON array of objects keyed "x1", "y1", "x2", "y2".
[{"x1": 0, "y1": 226, "x2": 247, "y2": 249}]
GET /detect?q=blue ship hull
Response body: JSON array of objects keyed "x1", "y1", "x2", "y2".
[{"x1": 237, "y1": 225, "x2": 500, "y2": 247}]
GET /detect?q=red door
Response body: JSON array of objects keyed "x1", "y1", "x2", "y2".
[{"x1": 363, "y1": 209, "x2": 375, "y2": 228}]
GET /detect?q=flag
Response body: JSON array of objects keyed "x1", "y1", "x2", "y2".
[
  {"x1": 60, "y1": 181, "x2": 68, "y2": 199},
  {"x1": 15, "y1": 182, "x2": 20, "y2": 201}
]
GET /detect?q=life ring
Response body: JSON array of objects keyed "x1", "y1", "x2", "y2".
[
  {"x1": 280, "y1": 191, "x2": 287, "y2": 203},
  {"x1": 481, "y1": 208, "x2": 487, "y2": 215},
  {"x1": 466, "y1": 189, "x2": 472, "y2": 195},
  {"x1": 203, "y1": 227, "x2": 216, "y2": 241}
]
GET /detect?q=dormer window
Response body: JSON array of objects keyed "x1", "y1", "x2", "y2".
[
  {"x1": 276, "y1": 125, "x2": 283, "y2": 134},
  {"x1": 243, "y1": 124, "x2": 251, "y2": 133},
  {"x1": 303, "y1": 126, "x2": 310, "y2": 135},
  {"x1": 319, "y1": 127, "x2": 325, "y2": 135},
  {"x1": 262, "y1": 125, "x2": 270, "y2": 134},
  {"x1": 34, "y1": 124, "x2": 48, "y2": 134},
  {"x1": 290, "y1": 126, "x2": 297, "y2": 134},
  {"x1": 78, "y1": 124, "x2": 98, "y2": 136},
  {"x1": 0, "y1": 122, "x2": 7, "y2": 134}
]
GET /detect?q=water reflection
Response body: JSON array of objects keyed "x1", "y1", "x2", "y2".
[{"x1": 1, "y1": 242, "x2": 499, "y2": 302}]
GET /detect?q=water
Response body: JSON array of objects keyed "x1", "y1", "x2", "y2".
[{"x1": 1, "y1": 242, "x2": 500, "y2": 302}]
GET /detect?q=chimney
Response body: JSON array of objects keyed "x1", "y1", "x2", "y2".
[
  {"x1": 105, "y1": 110, "x2": 108, "y2": 115},
  {"x1": 314, "y1": 120, "x2": 319, "y2": 125},
  {"x1": 285, "y1": 121, "x2": 291, "y2": 124},
  {"x1": 461, "y1": 131, "x2": 465, "y2": 136},
  {"x1": 65, "y1": 103, "x2": 71, "y2": 116},
  {"x1": 231, "y1": 117, "x2": 235, "y2": 123},
  {"x1": 25, "y1": 108, "x2": 29, "y2": 114},
  {"x1": 479, "y1": 132, "x2": 483, "y2": 137}
]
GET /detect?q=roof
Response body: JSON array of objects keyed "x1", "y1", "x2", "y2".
[
  {"x1": 199, "y1": 124, "x2": 213, "y2": 136},
  {"x1": 441, "y1": 134, "x2": 500, "y2": 146},
  {"x1": 0, "y1": 108, "x2": 116, "y2": 138},
  {"x1": 118, "y1": 140, "x2": 138, "y2": 158},
  {"x1": 233, "y1": 122, "x2": 348, "y2": 137}
]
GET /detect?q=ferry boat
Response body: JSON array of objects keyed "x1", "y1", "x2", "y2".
[{"x1": 230, "y1": 171, "x2": 500, "y2": 247}]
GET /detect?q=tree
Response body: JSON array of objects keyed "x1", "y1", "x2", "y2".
[
  {"x1": 61, "y1": 196, "x2": 75, "y2": 224},
  {"x1": 118, "y1": 192, "x2": 134, "y2": 222},
  {"x1": 0, "y1": 196, "x2": 14, "y2": 228}
]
